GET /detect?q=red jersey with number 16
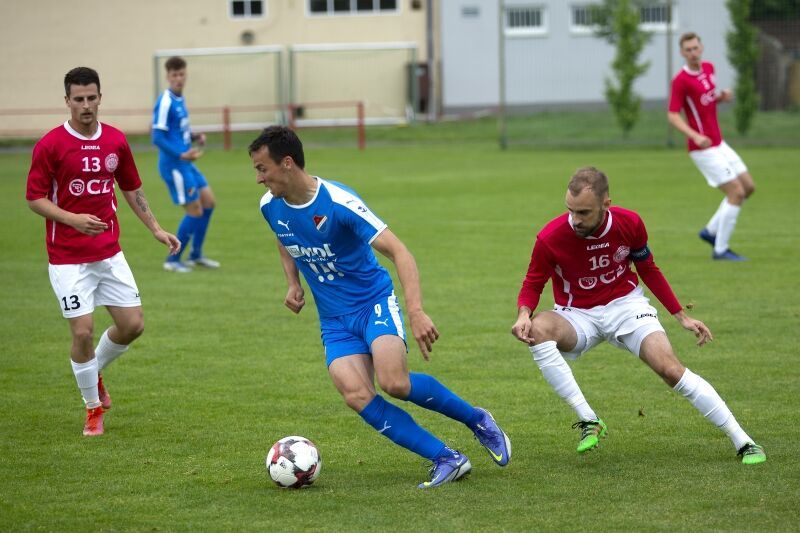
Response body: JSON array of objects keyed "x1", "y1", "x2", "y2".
[
  {"x1": 517, "y1": 206, "x2": 682, "y2": 315},
  {"x1": 26, "y1": 121, "x2": 142, "y2": 265}
]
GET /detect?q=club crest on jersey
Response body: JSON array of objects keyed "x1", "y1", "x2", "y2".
[
  {"x1": 104, "y1": 153, "x2": 119, "y2": 173},
  {"x1": 69, "y1": 179, "x2": 85, "y2": 195},
  {"x1": 579, "y1": 277, "x2": 598, "y2": 290},
  {"x1": 313, "y1": 215, "x2": 327, "y2": 231},
  {"x1": 614, "y1": 246, "x2": 630, "y2": 263}
]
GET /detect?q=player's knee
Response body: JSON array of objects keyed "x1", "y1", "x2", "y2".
[
  {"x1": 659, "y1": 363, "x2": 685, "y2": 387},
  {"x1": 377, "y1": 376, "x2": 410, "y2": 399},
  {"x1": 341, "y1": 389, "x2": 373, "y2": 412},
  {"x1": 118, "y1": 317, "x2": 144, "y2": 342},
  {"x1": 744, "y1": 183, "x2": 755, "y2": 198},
  {"x1": 530, "y1": 317, "x2": 558, "y2": 343},
  {"x1": 71, "y1": 326, "x2": 94, "y2": 346}
]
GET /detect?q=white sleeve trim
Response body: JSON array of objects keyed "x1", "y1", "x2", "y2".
[
  {"x1": 368, "y1": 224, "x2": 388, "y2": 244},
  {"x1": 153, "y1": 91, "x2": 172, "y2": 131},
  {"x1": 259, "y1": 191, "x2": 274, "y2": 208}
]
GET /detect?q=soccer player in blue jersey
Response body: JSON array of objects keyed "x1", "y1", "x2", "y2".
[
  {"x1": 152, "y1": 56, "x2": 219, "y2": 272},
  {"x1": 250, "y1": 126, "x2": 511, "y2": 488}
]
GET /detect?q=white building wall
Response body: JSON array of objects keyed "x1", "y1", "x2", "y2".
[{"x1": 441, "y1": 0, "x2": 733, "y2": 112}]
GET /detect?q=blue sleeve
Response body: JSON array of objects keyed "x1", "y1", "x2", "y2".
[
  {"x1": 151, "y1": 128, "x2": 184, "y2": 159},
  {"x1": 337, "y1": 202, "x2": 387, "y2": 244}
]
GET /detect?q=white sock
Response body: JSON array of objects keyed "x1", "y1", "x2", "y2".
[
  {"x1": 71, "y1": 358, "x2": 100, "y2": 408},
  {"x1": 705, "y1": 198, "x2": 727, "y2": 235},
  {"x1": 531, "y1": 341, "x2": 598, "y2": 421},
  {"x1": 673, "y1": 368, "x2": 752, "y2": 450},
  {"x1": 95, "y1": 328, "x2": 129, "y2": 371},
  {"x1": 714, "y1": 201, "x2": 741, "y2": 254}
]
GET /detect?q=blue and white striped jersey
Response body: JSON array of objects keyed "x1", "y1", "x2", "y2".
[
  {"x1": 260, "y1": 178, "x2": 393, "y2": 317},
  {"x1": 151, "y1": 89, "x2": 191, "y2": 166}
]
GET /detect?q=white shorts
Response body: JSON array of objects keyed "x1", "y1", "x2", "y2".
[
  {"x1": 553, "y1": 286, "x2": 665, "y2": 359},
  {"x1": 48, "y1": 251, "x2": 141, "y2": 318},
  {"x1": 689, "y1": 141, "x2": 748, "y2": 188}
]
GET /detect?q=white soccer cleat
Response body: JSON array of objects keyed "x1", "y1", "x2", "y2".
[
  {"x1": 185, "y1": 257, "x2": 220, "y2": 269},
  {"x1": 163, "y1": 261, "x2": 192, "y2": 273}
]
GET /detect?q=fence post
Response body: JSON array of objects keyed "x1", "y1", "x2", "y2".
[
  {"x1": 223, "y1": 106, "x2": 231, "y2": 151},
  {"x1": 357, "y1": 101, "x2": 366, "y2": 151}
]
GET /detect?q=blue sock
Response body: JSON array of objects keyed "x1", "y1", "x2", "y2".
[
  {"x1": 168, "y1": 214, "x2": 201, "y2": 262},
  {"x1": 406, "y1": 373, "x2": 482, "y2": 429},
  {"x1": 190, "y1": 207, "x2": 213, "y2": 260},
  {"x1": 358, "y1": 395, "x2": 446, "y2": 460}
]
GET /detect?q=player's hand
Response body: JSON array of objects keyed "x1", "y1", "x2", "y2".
[
  {"x1": 70, "y1": 213, "x2": 108, "y2": 235},
  {"x1": 154, "y1": 229, "x2": 181, "y2": 254},
  {"x1": 693, "y1": 134, "x2": 712, "y2": 149},
  {"x1": 718, "y1": 89, "x2": 733, "y2": 103},
  {"x1": 284, "y1": 285, "x2": 305, "y2": 314},
  {"x1": 180, "y1": 148, "x2": 204, "y2": 161},
  {"x1": 511, "y1": 314, "x2": 535, "y2": 345},
  {"x1": 674, "y1": 311, "x2": 713, "y2": 347},
  {"x1": 409, "y1": 309, "x2": 439, "y2": 361},
  {"x1": 196, "y1": 133, "x2": 207, "y2": 146}
]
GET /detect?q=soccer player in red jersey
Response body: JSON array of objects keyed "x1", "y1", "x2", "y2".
[
  {"x1": 668, "y1": 32, "x2": 756, "y2": 261},
  {"x1": 511, "y1": 167, "x2": 765, "y2": 464},
  {"x1": 26, "y1": 67, "x2": 180, "y2": 436}
]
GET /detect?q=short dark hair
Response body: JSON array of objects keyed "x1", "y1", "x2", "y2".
[
  {"x1": 679, "y1": 32, "x2": 701, "y2": 46},
  {"x1": 165, "y1": 56, "x2": 187, "y2": 72},
  {"x1": 568, "y1": 166, "x2": 609, "y2": 199},
  {"x1": 64, "y1": 67, "x2": 100, "y2": 97},
  {"x1": 248, "y1": 126, "x2": 306, "y2": 169}
]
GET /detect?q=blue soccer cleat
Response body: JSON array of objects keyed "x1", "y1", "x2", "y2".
[
  {"x1": 418, "y1": 449, "x2": 471, "y2": 489},
  {"x1": 472, "y1": 408, "x2": 511, "y2": 466},
  {"x1": 698, "y1": 228, "x2": 716, "y2": 247},
  {"x1": 712, "y1": 249, "x2": 747, "y2": 261}
]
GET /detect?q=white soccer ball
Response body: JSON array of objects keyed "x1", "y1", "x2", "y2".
[{"x1": 265, "y1": 436, "x2": 321, "y2": 488}]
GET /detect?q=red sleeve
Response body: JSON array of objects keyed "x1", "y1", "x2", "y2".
[
  {"x1": 26, "y1": 140, "x2": 54, "y2": 201},
  {"x1": 517, "y1": 237, "x2": 554, "y2": 311},
  {"x1": 629, "y1": 216, "x2": 682, "y2": 315},
  {"x1": 115, "y1": 137, "x2": 142, "y2": 191},
  {"x1": 668, "y1": 75, "x2": 684, "y2": 113},
  {"x1": 635, "y1": 255, "x2": 682, "y2": 315}
]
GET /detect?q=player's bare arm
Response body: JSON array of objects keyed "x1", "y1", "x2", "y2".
[
  {"x1": 27, "y1": 197, "x2": 108, "y2": 236},
  {"x1": 511, "y1": 306, "x2": 535, "y2": 344},
  {"x1": 667, "y1": 112, "x2": 712, "y2": 148},
  {"x1": 372, "y1": 229, "x2": 439, "y2": 361},
  {"x1": 277, "y1": 240, "x2": 305, "y2": 314},
  {"x1": 673, "y1": 309, "x2": 713, "y2": 347},
  {"x1": 120, "y1": 188, "x2": 180, "y2": 254}
]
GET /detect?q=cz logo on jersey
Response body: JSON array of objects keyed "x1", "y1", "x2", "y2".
[{"x1": 69, "y1": 178, "x2": 112, "y2": 196}]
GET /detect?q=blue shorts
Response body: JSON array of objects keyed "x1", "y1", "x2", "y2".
[
  {"x1": 320, "y1": 291, "x2": 407, "y2": 366},
  {"x1": 159, "y1": 161, "x2": 208, "y2": 205}
]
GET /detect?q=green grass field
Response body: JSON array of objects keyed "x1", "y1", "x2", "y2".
[{"x1": 1, "y1": 122, "x2": 799, "y2": 530}]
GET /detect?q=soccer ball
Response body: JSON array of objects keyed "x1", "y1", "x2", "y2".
[{"x1": 265, "y1": 436, "x2": 321, "y2": 488}]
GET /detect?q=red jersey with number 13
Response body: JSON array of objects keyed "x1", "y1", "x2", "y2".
[
  {"x1": 669, "y1": 62, "x2": 723, "y2": 152},
  {"x1": 517, "y1": 206, "x2": 682, "y2": 315},
  {"x1": 26, "y1": 121, "x2": 142, "y2": 265}
]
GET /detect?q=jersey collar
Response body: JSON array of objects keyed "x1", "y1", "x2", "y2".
[
  {"x1": 682, "y1": 64, "x2": 703, "y2": 76},
  {"x1": 284, "y1": 176, "x2": 322, "y2": 209},
  {"x1": 63, "y1": 120, "x2": 102, "y2": 140},
  {"x1": 568, "y1": 210, "x2": 613, "y2": 240}
]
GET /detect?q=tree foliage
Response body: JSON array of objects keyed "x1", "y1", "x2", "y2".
[
  {"x1": 750, "y1": 0, "x2": 800, "y2": 20},
  {"x1": 726, "y1": 0, "x2": 759, "y2": 135},
  {"x1": 592, "y1": 0, "x2": 652, "y2": 137}
]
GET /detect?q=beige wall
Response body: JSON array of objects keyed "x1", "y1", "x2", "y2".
[{"x1": 0, "y1": 0, "x2": 428, "y2": 135}]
